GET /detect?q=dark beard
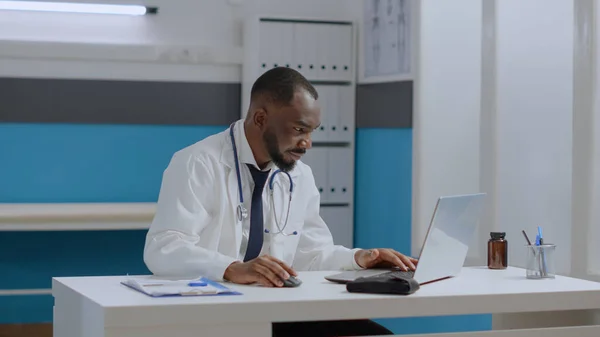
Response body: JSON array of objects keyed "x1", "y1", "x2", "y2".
[{"x1": 263, "y1": 129, "x2": 304, "y2": 172}]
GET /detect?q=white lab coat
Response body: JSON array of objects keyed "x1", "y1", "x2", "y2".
[{"x1": 144, "y1": 119, "x2": 362, "y2": 281}]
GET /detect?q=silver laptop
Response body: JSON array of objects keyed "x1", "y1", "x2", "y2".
[{"x1": 325, "y1": 193, "x2": 486, "y2": 285}]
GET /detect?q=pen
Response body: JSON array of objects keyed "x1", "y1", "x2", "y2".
[
  {"x1": 521, "y1": 230, "x2": 532, "y2": 246},
  {"x1": 142, "y1": 280, "x2": 207, "y2": 287},
  {"x1": 537, "y1": 226, "x2": 547, "y2": 277},
  {"x1": 522, "y1": 229, "x2": 536, "y2": 254},
  {"x1": 523, "y1": 229, "x2": 540, "y2": 274}
]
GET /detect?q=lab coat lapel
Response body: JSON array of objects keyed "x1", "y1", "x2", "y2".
[{"x1": 220, "y1": 129, "x2": 243, "y2": 258}]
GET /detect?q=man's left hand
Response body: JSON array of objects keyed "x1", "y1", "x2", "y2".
[{"x1": 354, "y1": 249, "x2": 418, "y2": 271}]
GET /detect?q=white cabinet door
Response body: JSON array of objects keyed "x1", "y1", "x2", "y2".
[{"x1": 320, "y1": 206, "x2": 353, "y2": 248}]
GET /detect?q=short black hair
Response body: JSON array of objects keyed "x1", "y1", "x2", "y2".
[{"x1": 250, "y1": 67, "x2": 318, "y2": 105}]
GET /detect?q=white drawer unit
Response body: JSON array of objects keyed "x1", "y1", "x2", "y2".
[{"x1": 242, "y1": 15, "x2": 357, "y2": 247}]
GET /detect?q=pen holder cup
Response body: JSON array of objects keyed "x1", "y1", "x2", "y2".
[{"x1": 525, "y1": 244, "x2": 556, "y2": 279}]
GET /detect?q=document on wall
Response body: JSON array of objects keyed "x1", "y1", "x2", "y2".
[
  {"x1": 363, "y1": 0, "x2": 411, "y2": 78},
  {"x1": 121, "y1": 277, "x2": 242, "y2": 297}
]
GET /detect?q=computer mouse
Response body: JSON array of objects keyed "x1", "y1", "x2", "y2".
[{"x1": 282, "y1": 276, "x2": 302, "y2": 287}]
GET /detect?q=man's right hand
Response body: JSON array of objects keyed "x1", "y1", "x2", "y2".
[{"x1": 223, "y1": 256, "x2": 297, "y2": 287}]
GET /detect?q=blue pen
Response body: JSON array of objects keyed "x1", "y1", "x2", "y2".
[
  {"x1": 188, "y1": 281, "x2": 207, "y2": 287},
  {"x1": 537, "y1": 226, "x2": 547, "y2": 276}
]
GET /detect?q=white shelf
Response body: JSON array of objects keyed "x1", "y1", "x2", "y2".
[
  {"x1": 0, "y1": 288, "x2": 52, "y2": 296},
  {"x1": 0, "y1": 39, "x2": 243, "y2": 65},
  {"x1": 0, "y1": 202, "x2": 155, "y2": 231},
  {"x1": 241, "y1": 14, "x2": 358, "y2": 248}
]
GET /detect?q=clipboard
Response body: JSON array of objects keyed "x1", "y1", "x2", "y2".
[{"x1": 121, "y1": 277, "x2": 242, "y2": 297}]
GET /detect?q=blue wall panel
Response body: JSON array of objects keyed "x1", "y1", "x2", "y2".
[
  {"x1": 0, "y1": 123, "x2": 226, "y2": 323},
  {"x1": 0, "y1": 230, "x2": 150, "y2": 323},
  {"x1": 0, "y1": 123, "x2": 226, "y2": 203},
  {"x1": 0, "y1": 295, "x2": 54, "y2": 324},
  {"x1": 354, "y1": 128, "x2": 491, "y2": 335},
  {"x1": 0, "y1": 230, "x2": 150, "y2": 290},
  {"x1": 354, "y1": 128, "x2": 413, "y2": 252}
]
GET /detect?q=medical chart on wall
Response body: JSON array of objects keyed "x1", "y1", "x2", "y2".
[{"x1": 363, "y1": 0, "x2": 411, "y2": 80}]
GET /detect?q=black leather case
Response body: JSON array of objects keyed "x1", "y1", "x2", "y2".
[{"x1": 346, "y1": 275, "x2": 420, "y2": 295}]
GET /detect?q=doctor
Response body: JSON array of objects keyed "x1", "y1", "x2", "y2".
[{"x1": 144, "y1": 67, "x2": 416, "y2": 336}]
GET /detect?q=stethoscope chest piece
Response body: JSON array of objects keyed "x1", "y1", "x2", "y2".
[{"x1": 237, "y1": 204, "x2": 248, "y2": 222}]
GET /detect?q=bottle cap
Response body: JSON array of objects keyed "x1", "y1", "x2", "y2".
[{"x1": 490, "y1": 232, "x2": 506, "y2": 239}]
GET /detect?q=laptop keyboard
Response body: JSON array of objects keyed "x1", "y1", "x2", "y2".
[{"x1": 367, "y1": 270, "x2": 415, "y2": 280}]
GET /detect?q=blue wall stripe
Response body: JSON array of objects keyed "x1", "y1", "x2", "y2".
[
  {"x1": 0, "y1": 123, "x2": 225, "y2": 323},
  {"x1": 0, "y1": 295, "x2": 54, "y2": 324},
  {"x1": 0, "y1": 230, "x2": 149, "y2": 290},
  {"x1": 0, "y1": 123, "x2": 226, "y2": 203},
  {"x1": 374, "y1": 315, "x2": 492, "y2": 335},
  {"x1": 354, "y1": 128, "x2": 413, "y2": 252},
  {"x1": 354, "y1": 128, "x2": 491, "y2": 335}
]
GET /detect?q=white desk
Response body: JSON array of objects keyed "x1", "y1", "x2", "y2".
[{"x1": 52, "y1": 267, "x2": 600, "y2": 337}]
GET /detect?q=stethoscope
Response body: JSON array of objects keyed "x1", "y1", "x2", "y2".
[{"x1": 230, "y1": 123, "x2": 298, "y2": 236}]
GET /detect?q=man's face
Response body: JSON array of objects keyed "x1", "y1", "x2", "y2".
[{"x1": 262, "y1": 89, "x2": 320, "y2": 172}]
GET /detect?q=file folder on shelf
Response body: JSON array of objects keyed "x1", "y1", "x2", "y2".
[{"x1": 121, "y1": 277, "x2": 242, "y2": 297}]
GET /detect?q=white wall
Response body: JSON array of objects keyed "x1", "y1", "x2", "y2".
[
  {"x1": 412, "y1": 0, "x2": 483, "y2": 259},
  {"x1": 581, "y1": 0, "x2": 600, "y2": 277},
  {"x1": 478, "y1": 0, "x2": 498, "y2": 266},
  {"x1": 0, "y1": 0, "x2": 241, "y2": 82},
  {"x1": 415, "y1": 0, "x2": 584, "y2": 278},
  {"x1": 0, "y1": 0, "x2": 239, "y2": 45},
  {"x1": 491, "y1": 0, "x2": 574, "y2": 274},
  {"x1": 571, "y1": 0, "x2": 596, "y2": 279},
  {"x1": 0, "y1": 0, "x2": 361, "y2": 82}
]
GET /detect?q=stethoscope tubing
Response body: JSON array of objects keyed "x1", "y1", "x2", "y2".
[{"x1": 229, "y1": 122, "x2": 297, "y2": 236}]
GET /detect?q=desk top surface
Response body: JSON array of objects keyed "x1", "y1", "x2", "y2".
[{"x1": 52, "y1": 266, "x2": 600, "y2": 326}]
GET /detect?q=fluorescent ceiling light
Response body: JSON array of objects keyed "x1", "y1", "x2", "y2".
[{"x1": 0, "y1": 1, "x2": 158, "y2": 15}]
